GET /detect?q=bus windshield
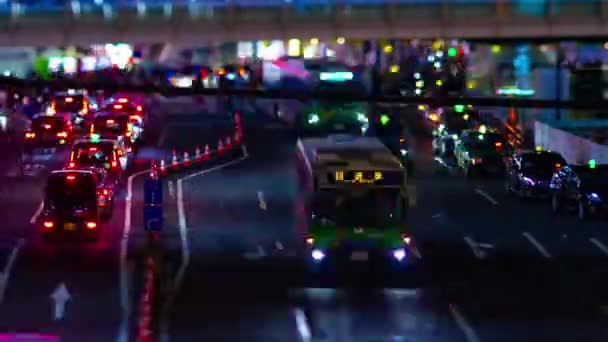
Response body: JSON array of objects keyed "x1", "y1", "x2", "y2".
[{"x1": 314, "y1": 188, "x2": 402, "y2": 227}]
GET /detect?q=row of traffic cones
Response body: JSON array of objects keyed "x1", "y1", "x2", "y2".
[{"x1": 157, "y1": 132, "x2": 240, "y2": 175}]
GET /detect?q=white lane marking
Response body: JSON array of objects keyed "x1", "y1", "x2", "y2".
[
  {"x1": 293, "y1": 307, "x2": 312, "y2": 342},
  {"x1": 449, "y1": 304, "x2": 481, "y2": 342},
  {"x1": 0, "y1": 239, "x2": 25, "y2": 304},
  {"x1": 463, "y1": 236, "x2": 484, "y2": 259},
  {"x1": 257, "y1": 191, "x2": 267, "y2": 210},
  {"x1": 590, "y1": 238, "x2": 608, "y2": 256},
  {"x1": 241, "y1": 144, "x2": 248, "y2": 158},
  {"x1": 296, "y1": 139, "x2": 312, "y2": 176},
  {"x1": 522, "y1": 232, "x2": 552, "y2": 259},
  {"x1": 474, "y1": 188, "x2": 498, "y2": 206},
  {"x1": 50, "y1": 282, "x2": 71, "y2": 321},
  {"x1": 434, "y1": 156, "x2": 454, "y2": 171},
  {"x1": 407, "y1": 185, "x2": 416, "y2": 207},
  {"x1": 157, "y1": 127, "x2": 168, "y2": 148},
  {"x1": 117, "y1": 168, "x2": 150, "y2": 342},
  {"x1": 167, "y1": 181, "x2": 175, "y2": 199},
  {"x1": 160, "y1": 153, "x2": 248, "y2": 342},
  {"x1": 29, "y1": 201, "x2": 44, "y2": 224}
]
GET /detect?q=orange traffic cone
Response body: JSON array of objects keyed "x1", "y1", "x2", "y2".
[
  {"x1": 195, "y1": 146, "x2": 202, "y2": 162},
  {"x1": 149, "y1": 161, "x2": 158, "y2": 178},
  {"x1": 171, "y1": 149, "x2": 178, "y2": 168},
  {"x1": 183, "y1": 151, "x2": 190, "y2": 166},
  {"x1": 217, "y1": 138, "x2": 224, "y2": 155},
  {"x1": 159, "y1": 159, "x2": 167, "y2": 175},
  {"x1": 225, "y1": 136, "x2": 232, "y2": 149},
  {"x1": 234, "y1": 130, "x2": 240, "y2": 144},
  {"x1": 204, "y1": 144, "x2": 210, "y2": 159}
]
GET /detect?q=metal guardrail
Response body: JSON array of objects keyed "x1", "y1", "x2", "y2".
[
  {"x1": 0, "y1": 0, "x2": 600, "y2": 15},
  {"x1": 2, "y1": 76, "x2": 608, "y2": 111}
]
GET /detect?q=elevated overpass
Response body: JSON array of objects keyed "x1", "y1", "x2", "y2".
[{"x1": 0, "y1": 0, "x2": 607, "y2": 46}]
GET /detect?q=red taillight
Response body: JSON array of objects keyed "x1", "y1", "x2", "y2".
[
  {"x1": 118, "y1": 98, "x2": 128, "y2": 103},
  {"x1": 65, "y1": 97, "x2": 73, "y2": 103},
  {"x1": 130, "y1": 115, "x2": 141, "y2": 121},
  {"x1": 306, "y1": 237, "x2": 314, "y2": 245},
  {"x1": 399, "y1": 137, "x2": 405, "y2": 143},
  {"x1": 89, "y1": 147, "x2": 97, "y2": 152},
  {"x1": 136, "y1": 105, "x2": 143, "y2": 112},
  {"x1": 113, "y1": 105, "x2": 122, "y2": 110},
  {"x1": 56, "y1": 131, "x2": 68, "y2": 138},
  {"x1": 66, "y1": 175, "x2": 76, "y2": 180},
  {"x1": 555, "y1": 163, "x2": 562, "y2": 169},
  {"x1": 111, "y1": 161, "x2": 118, "y2": 168},
  {"x1": 107, "y1": 119, "x2": 115, "y2": 124},
  {"x1": 25, "y1": 132, "x2": 35, "y2": 139},
  {"x1": 125, "y1": 131, "x2": 132, "y2": 137},
  {"x1": 44, "y1": 124, "x2": 51, "y2": 129},
  {"x1": 102, "y1": 189, "x2": 109, "y2": 195},
  {"x1": 43, "y1": 221, "x2": 54, "y2": 229},
  {"x1": 86, "y1": 222, "x2": 97, "y2": 229}
]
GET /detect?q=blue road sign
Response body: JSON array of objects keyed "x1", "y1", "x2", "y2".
[
  {"x1": 144, "y1": 205, "x2": 163, "y2": 232},
  {"x1": 144, "y1": 178, "x2": 163, "y2": 232},
  {"x1": 144, "y1": 178, "x2": 163, "y2": 205}
]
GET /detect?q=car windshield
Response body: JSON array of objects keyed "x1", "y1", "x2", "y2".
[
  {"x1": 464, "y1": 132, "x2": 507, "y2": 151},
  {"x1": 314, "y1": 188, "x2": 401, "y2": 227},
  {"x1": 301, "y1": 103, "x2": 367, "y2": 138},
  {"x1": 52, "y1": 95, "x2": 84, "y2": 112},
  {"x1": 93, "y1": 115, "x2": 128, "y2": 135},
  {"x1": 573, "y1": 165, "x2": 608, "y2": 188},
  {"x1": 45, "y1": 174, "x2": 97, "y2": 210},
  {"x1": 521, "y1": 153, "x2": 566, "y2": 177},
  {"x1": 72, "y1": 143, "x2": 113, "y2": 166},
  {"x1": 31, "y1": 117, "x2": 66, "y2": 132}
]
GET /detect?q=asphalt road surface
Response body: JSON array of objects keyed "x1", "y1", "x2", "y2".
[{"x1": 0, "y1": 97, "x2": 607, "y2": 342}]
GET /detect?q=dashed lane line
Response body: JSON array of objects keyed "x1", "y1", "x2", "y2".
[
  {"x1": 522, "y1": 232, "x2": 552, "y2": 259},
  {"x1": 590, "y1": 238, "x2": 608, "y2": 256}
]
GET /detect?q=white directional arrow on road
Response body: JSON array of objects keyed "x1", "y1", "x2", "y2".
[{"x1": 50, "y1": 282, "x2": 71, "y2": 321}]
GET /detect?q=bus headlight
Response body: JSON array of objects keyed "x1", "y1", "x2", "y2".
[
  {"x1": 312, "y1": 249, "x2": 325, "y2": 261},
  {"x1": 393, "y1": 248, "x2": 406, "y2": 261}
]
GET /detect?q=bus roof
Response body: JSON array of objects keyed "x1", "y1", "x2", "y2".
[{"x1": 300, "y1": 136, "x2": 402, "y2": 171}]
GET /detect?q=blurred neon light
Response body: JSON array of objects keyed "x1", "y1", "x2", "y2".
[
  {"x1": 497, "y1": 87, "x2": 535, "y2": 96},
  {"x1": 320, "y1": 72, "x2": 353, "y2": 82}
]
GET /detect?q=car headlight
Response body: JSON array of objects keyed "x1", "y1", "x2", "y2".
[
  {"x1": 400, "y1": 149, "x2": 408, "y2": 157},
  {"x1": 589, "y1": 192, "x2": 601, "y2": 202}
]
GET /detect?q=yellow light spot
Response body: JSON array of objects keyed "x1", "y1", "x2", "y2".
[
  {"x1": 491, "y1": 45, "x2": 501, "y2": 54},
  {"x1": 390, "y1": 65, "x2": 399, "y2": 73},
  {"x1": 374, "y1": 172, "x2": 383, "y2": 181},
  {"x1": 354, "y1": 172, "x2": 363, "y2": 183},
  {"x1": 337, "y1": 37, "x2": 345, "y2": 44},
  {"x1": 335, "y1": 171, "x2": 344, "y2": 181},
  {"x1": 310, "y1": 38, "x2": 319, "y2": 45},
  {"x1": 383, "y1": 45, "x2": 393, "y2": 54}
]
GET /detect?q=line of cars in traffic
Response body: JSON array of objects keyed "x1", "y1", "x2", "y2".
[
  {"x1": 23, "y1": 89, "x2": 146, "y2": 241},
  {"x1": 423, "y1": 104, "x2": 607, "y2": 221}
]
